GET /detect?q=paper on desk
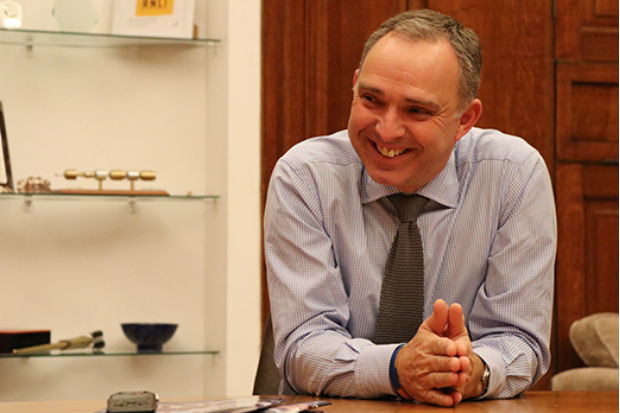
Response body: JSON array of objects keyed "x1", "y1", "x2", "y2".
[
  {"x1": 159, "y1": 396, "x2": 255, "y2": 413},
  {"x1": 159, "y1": 397, "x2": 287, "y2": 413},
  {"x1": 95, "y1": 396, "x2": 286, "y2": 413}
]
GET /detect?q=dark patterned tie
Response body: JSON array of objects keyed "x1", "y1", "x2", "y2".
[{"x1": 374, "y1": 194, "x2": 428, "y2": 344}]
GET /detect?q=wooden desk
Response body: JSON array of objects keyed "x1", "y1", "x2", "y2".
[{"x1": 0, "y1": 391, "x2": 617, "y2": 413}]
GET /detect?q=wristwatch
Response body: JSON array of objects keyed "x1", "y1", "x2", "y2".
[{"x1": 480, "y1": 359, "x2": 490, "y2": 395}]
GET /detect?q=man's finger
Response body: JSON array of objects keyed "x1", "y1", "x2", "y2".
[
  {"x1": 427, "y1": 371, "x2": 460, "y2": 389},
  {"x1": 428, "y1": 336, "x2": 458, "y2": 357},
  {"x1": 446, "y1": 302, "x2": 466, "y2": 337},
  {"x1": 413, "y1": 352, "x2": 461, "y2": 373},
  {"x1": 420, "y1": 388, "x2": 458, "y2": 407},
  {"x1": 458, "y1": 355, "x2": 470, "y2": 372},
  {"x1": 426, "y1": 299, "x2": 449, "y2": 336}
]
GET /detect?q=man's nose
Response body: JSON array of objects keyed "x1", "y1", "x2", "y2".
[{"x1": 375, "y1": 108, "x2": 405, "y2": 141}]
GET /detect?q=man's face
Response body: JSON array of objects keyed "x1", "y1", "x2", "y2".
[{"x1": 347, "y1": 33, "x2": 481, "y2": 193}]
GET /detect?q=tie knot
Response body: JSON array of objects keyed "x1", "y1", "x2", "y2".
[{"x1": 389, "y1": 194, "x2": 427, "y2": 222}]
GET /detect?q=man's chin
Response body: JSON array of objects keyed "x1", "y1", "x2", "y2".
[{"x1": 368, "y1": 172, "x2": 412, "y2": 192}]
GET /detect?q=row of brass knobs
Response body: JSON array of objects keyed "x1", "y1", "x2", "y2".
[{"x1": 63, "y1": 169, "x2": 157, "y2": 191}]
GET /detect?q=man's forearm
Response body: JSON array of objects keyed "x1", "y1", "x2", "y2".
[{"x1": 281, "y1": 332, "x2": 397, "y2": 398}]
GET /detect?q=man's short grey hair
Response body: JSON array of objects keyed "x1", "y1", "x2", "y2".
[{"x1": 359, "y1": 9, "x2": 482, "y2": 108}]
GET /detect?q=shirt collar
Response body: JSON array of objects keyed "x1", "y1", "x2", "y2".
[{"x1": 361, "y1": 150, "x2": 460, "y2": 208}]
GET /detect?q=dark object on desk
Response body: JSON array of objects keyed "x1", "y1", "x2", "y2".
[
  {"x1": 0, "y1": 330, "x2": 50, "y2": 353},
  {"x1": 253, "y1": 314, "x2": 281, "y2": 395},
  {"x1": 12, "y1": 330, "x2": 104, "y2": 355},
  {"x1": 121, "y1": 323, "x2": 177, "y2": 352},
  {"x1": 106, "y1": 391, "x2": 158, "y2": 413}
]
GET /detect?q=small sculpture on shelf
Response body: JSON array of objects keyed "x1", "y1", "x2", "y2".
[{"x1": 17, "y1": 176, "x2": 52, "y2": 193}]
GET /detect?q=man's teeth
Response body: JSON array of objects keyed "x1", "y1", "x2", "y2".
[{"x1": 376, "y1": 144, "x2": 407, "y2": 158}]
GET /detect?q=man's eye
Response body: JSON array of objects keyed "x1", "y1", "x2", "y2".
[
  {"x1": 407, "y1": 107, "x2": 432, "y2": 117},
  {"x1": 362, "y1": 94, "x2": 377, "y2": 103},
  {"x1": 408, "y1": 107, "x2": 427, "y2": 114}
]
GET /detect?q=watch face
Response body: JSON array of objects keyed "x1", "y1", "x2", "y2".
[{"x1": 481, "y1": 364, "x2": 490, "y2": 393}]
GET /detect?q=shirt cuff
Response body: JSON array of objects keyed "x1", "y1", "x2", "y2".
[
  {"x1": 356, "y1": 343, "x2": 402, "y2": 398},
  {"x1": 473, "y1": 346, "x2": 506, "y2": 398}
]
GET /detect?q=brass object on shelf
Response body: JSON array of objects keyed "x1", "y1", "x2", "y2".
[
  {"x1": 63, "y1": 169, "x2": 93, "y2": 179},
  {"x1": 59, "y1": 169, "x2": 164, "y2": 195},
  {"x1": 109, "y1": 169, "x2": 127, "y2": 180},
  {"x1": 139, "y1": 170, "x2": 156, "y2": 181}
]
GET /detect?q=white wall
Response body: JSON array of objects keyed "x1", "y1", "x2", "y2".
[
  {"x1": 224, "y1": 0, "x2": 262, "y2": 396},
  {"x1": 0, "y1": 0, "x2": 261, "y2": 401}
]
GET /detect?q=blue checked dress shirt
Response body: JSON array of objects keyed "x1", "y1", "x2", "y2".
[{"x1": 264, "y1": 128, "x2": 556, "y2": 399}]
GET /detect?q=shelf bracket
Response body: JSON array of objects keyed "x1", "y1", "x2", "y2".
[
  {"x1": 128, "y1": 198, "x2": 137, "y2": 213},
  {"x1": 25, "y1": 35, "x2": 33, "y2": 51},
  {"x1": 23, "y1": 194, "x2": 32, "y2": 208}
]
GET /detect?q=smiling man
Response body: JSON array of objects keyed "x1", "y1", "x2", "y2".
[
  {"x1": 264, "y1": 9, "x2": 556, "y2": 407},
  {"x1": 349, "y1": 32, "x2": 481, "y2": 194}
]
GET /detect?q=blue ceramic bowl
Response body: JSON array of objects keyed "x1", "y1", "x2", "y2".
[{"x1": 121, "y1": 323, "x2": 178, "y2": 352}]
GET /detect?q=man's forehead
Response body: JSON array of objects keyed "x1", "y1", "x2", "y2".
[
  {"x1": 367, "y1": 32, "x2": 451, "y2": 59},
  {"x1": 361, "y1": 35, "x2": 458, "y2": 73}
]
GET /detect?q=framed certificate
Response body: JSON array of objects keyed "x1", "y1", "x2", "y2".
[{"x1": 111, "y1": 0, "x2": 195, "y2": 39}]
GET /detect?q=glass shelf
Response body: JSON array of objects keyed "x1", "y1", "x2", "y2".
[
  {"x1": 0, "y1": 349, "x2": 219, "y2": 358},
  {"x1": 0, "y1": 28, "x2": 220, "y2": 48},
  {"x1": 0, "y1": 192, "x2": 219, "y2": 202}
]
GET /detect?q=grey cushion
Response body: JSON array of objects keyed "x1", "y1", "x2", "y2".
[
  {"x1": 570, "y1": 313, "x2": 619, "y2": 367},
  {"x1": 551, "y1": 367, "x2": 619, "y2": 391}
]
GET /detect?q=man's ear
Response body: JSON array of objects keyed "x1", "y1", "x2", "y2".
[
  {"x1": 455, "y1": 98, "x2": 483, "y2": 141},
  {"x1": 352, "y1": 69, "x2": 360, "y2": 88}
]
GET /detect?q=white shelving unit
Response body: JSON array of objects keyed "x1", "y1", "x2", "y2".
[{"x1": 0, "y1": 0, "x2": 261, "y2": 402}]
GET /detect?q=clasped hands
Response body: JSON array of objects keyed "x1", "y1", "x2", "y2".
[{"x1": 395, "y1": 299, "x2": 485, "y2": 407}]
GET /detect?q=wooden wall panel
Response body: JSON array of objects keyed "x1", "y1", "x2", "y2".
[
  {"x1": 555, "y1": 163, "x2": 619, "y2": 371},
  {"x1": 262, "y1": 1, "x2": 305, "y2": 194},
  {"x1": 556, "y1": 62, "x2": 619, "y2": 162},
  {"x1": 556, "y1": 0, "x2": 619, "y2": 62},
  {"x1": 554, "y1": 0, "x2": 619, "y2": 381},
  {"x1": 555, "y1": 164, "x2": 587, "y2": 372},
  {"x1": 585, "y1": 201, "x2": 619, "y2": 315}
]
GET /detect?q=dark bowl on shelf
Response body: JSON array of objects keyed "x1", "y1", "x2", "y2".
[{"x1": 121, "y1": 323, "x2": 178, "y2": 352}]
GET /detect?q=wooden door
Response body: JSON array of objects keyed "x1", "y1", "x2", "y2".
[{"x1": 554, "y1": 0, "x2": 619, "y2": 374}]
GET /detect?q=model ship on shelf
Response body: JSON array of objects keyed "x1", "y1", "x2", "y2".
[{"x1": 55, "y1": 168, "x2": 169, "y2": 196}]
